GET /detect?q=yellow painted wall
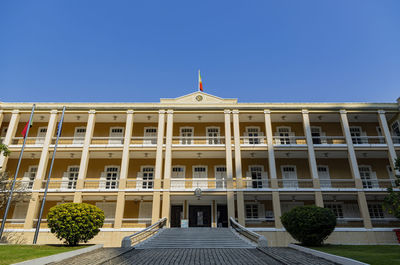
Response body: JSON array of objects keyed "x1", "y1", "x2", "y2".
[
  {"x1": 5, "y1": 159, "x2": 40, "y2": 179},
  {"x1": 357, "y1": 158, "x2": 391, "y2": 179},
  {"x1": 275, "y1": 158, "x2": 311, "y2": 179},
  {"x1": 309, "y1": 122, "x2": 343, "y2": 136},
  {"x1": 315, "y1": 158, "x2": 352, "y2": 179},
  {"x1": 272, "y1": 122, "x2": 304, "y2": 136},
  {"x1": 349, "y1": 122, "x2": 380, "y2": 136}
]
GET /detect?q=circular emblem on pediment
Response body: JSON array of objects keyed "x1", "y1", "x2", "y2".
[{"x1": 195, "y1": 95, "x2": 203, "y2": 102}]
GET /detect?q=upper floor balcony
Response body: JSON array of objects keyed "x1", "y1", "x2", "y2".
[{"x1": 2, "y1": 111, "x2": 399, "y2": 151}]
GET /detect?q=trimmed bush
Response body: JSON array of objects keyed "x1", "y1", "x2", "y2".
[
  {"x1": 47, "y1": 202, "x2": 105, "y2": 246},
  {"x1": 281, "y1": 205, "x2": 336, "y2": 246}
]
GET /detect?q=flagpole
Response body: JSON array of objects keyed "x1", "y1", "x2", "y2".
[
  {"x1": 33, "y1": 106, "x2": 66, "y2": 244},
  {"x1": 198, "y1": 70, "x2": 200, "y2": 91},
  {"x1": 0, "y1": 104, "x2": 36, "y2": 240}
]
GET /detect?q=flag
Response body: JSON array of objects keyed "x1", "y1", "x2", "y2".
[
  {"x1": 198, "y1": 70, "x2": 203, "y2": 92},
  {"x1": 21, "y1": 119, "x2": 33, "y2": 138}
]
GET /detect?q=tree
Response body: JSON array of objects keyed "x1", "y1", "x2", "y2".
[
  {"x1": 383, "y1": 158, "x2": 400, "y2": 218},
  {"x1": 281, "y1": 205, "x2": 336, "y2": 246},
  {"x1": 0, "y1": 143, "x2": 30, "y2": 211},
  {"x1": 47, "y1": 203, "x2": 105, "y2": 246}
]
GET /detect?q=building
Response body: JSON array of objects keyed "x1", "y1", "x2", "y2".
[{"x1": 0, "y1": 92, "x2": 400, "y2": 247}]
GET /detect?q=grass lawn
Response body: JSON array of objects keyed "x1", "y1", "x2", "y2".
[
  {"x1": 311, "y1": 245, "x2": 400, "y2": 265},
  {"x1": 0, "y1": 244, "x2": 87, "y2": 265}
]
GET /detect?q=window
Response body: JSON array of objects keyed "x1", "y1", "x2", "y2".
[
  {"x1": 317, "y1": 166, "x2": 331, "y2": 188},
  {"x1": 1, "y1": 127, "x2": 7, "y2": 137},
  {"x1": 109, "y1": 127, "x2": 124, "y2": 144},
  {"x1": 276, "y1": 127, "x2": 293, "y2": 145},
  {"x1": 171, "y1": 166, "x2": 185, "y2": 189},
  {"x1": 141, "y1": 167, "x2": 154, "y2": 189},
  {"x1": 103, "y1": 166, "x2": 119, "y2": 189},
  {"x1": 95, "y1": 202, "x2": 115, "y2": 219},
  {"x1": 36, "y1": 127, "x2": 47, "y2": 144},
  {"x1": 392, "y1": 120, "x2": 400, "y2": 143},
  {"x1": 23, "y1": 166, "x2": 37, "y2": 189},
  {"x1": 368, "y1": 204, "x2": 384, "y2": 219},
  {"x1": 387, "y1": 165, "x2": 396, "y2": 187},
  {"x1": 249, "y1": 166, "x2": 265, "y2": 188},
  {"x1": 180, "y1": 127, "x2": 193, "y2": 145},
  {"x1": 246, "y1": 204, "x2": 258, "y2": 219},
  {"x1": 66, "y1": 166, "x2": 79, "y2": 189},
  {"x1": 207, "y1": 127, "x2": 220, "y2": 144},
  {"x1": 350, "y1": 127, "x2": 365, "y2": 144},
  {"x1": 192, "y1": 166, "x2": 208, "y2": 188},
  {"x1": 359, "y1": 166, "x2": 378, "y2": 189},
  {"x1": 311, "y1": 127, "x2": 324, "y2": 144},
  {"x1": 281, "y1": 166, "x2": 298, "y2": 188},
  {"x1": 215, "y1": 166, "x2": 226, "y2": 188},
  {"x1": 245, "y1": 127, "x2": 262, "y2": 145},
  {"x1": 144, "y1": 127, "x2": 157, "y2": 145},
  {"x1": 325, "y1": 204, "x2": 344, "y2": 218},
  {"x1": 73, "y1": 127, "x2": 86, "y2": 144}
]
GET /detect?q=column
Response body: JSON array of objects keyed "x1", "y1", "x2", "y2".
[
  {"x1": 114, "y1": 110, "x2": 134, "y2": 229},
  {"x1": 0, "y1": 110, "x2": 3, "y2": 131},
  {"x1": 302, "y1": 110, "x2": 323, "y2": 207},
  {"x1": 272, "y1": 191, "x2": 282, "y2": 228},
  {"x1": 340, "y1": 110, "x2": 362, "y2": 188},
  {"x1": 24, "y1": 110, "x2": 58, "y2": 229},
  {"x1": 73, "y1": 110, "x2": 96, "y2": 203},
  {"x1": 224, "y1": 110, "x2": 235, "y2": 222},
  {"x1": 0, "y1": 110, "x2": 20, "y2": 170},
  {"x1": 378, "y1": 110, "x2": 399, "y2": 174},
  {"x1": 152, "y1": 110, "x2": 165, "y2": 223},
  {"x1": 340, "y1": 109, "x2": 372, "y2": 228},
  {"x1": 161, "y1": 110, "x2": 173, "y2": 226},
  {"x1": 232, "y1": 110, "x2": 245, "y2": 225},
  {"x1": 264, "y1": 110, "x2": 278, "y2": 188}
]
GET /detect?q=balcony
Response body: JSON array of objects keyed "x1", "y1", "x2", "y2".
[
  {"x1": 90, "y1": 137, "x2": 124, "y2": 146},
  {"x1": 240, "y1": 136, "x2": 266, "y2": 146},
  {"x1": 393, "y1": 136, "x2": 400, "y2": 144},
  {"x1": 126, "y1": 179, "x2": 155, "y2": 190},
  {"x1": 51, "y1": 137, "x2": 85, "y2": 146},
  {"x1": 312, "y1": 136, "x2": 346, "y2": 145},
  {"x1": 352, "y1": 136, "x2": 386, "y2": 146},
  {"x1": 277, "y1": 179, "x2": 313, "y2": 189},
  {"x1": 122, "y1": 218, "x2": 152, "y2": 228},
  {"x1": 273, "y1": 136, "x2": 307, "y2": 146},
  {"x1": 172, "y1": 136, "x2": 226, "y2": 146},
  {"x1": 10, "y1": 137, "x2": 45, "y2": 146},
  {"x1": 170, "y1": 178, "x2": 226, "y2": 191},
  {"x1": 83, "y1": 179, "x2": 120, "y2": 190},
  {"x1": 321, "y1": 179, "x2": 356, "y2": 189}
]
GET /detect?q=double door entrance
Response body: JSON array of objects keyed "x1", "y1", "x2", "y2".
[{"x1": 170, "y1": 204, "x2": 228, "y2": 228}]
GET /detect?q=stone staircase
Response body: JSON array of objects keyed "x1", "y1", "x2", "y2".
[{"x1": 135, "y1": 228, "x2": 255, "y2": 249}]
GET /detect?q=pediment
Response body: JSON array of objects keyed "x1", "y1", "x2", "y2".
[{"x1": 160, "y1": 91, "x2": 237, "y2": 104}]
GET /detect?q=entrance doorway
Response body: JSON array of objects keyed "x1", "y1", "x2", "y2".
[
  {"x1": 171, "y1": 205, "x2": 183, "y2": 227},
  {"x1": 189, "y1": 205, "x2": 211, "y2": 227},
  {"x1": 217, "y1": 205, "x2": 228, "y2": 227}
]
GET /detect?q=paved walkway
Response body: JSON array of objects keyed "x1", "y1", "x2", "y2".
[{"x1": 52, "y1": 247, "x2": 338, "y2": 265}]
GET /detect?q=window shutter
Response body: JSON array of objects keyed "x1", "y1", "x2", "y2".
[
  {"x1": 136, "y1": 172, "x2": 143, "y2": 189},
  {"x1": 258, "y1": 203, "x2": 265, "y2": 219},
  {"x1": 61, "y1": 172, "x2": 69, "y2": 189}
]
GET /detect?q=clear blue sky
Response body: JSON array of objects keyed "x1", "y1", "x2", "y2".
[{"x1": 0, "y1": 1, "x2": 399, "y2": 103}]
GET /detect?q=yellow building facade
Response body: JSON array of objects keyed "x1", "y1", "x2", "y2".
[{"x1": 1, "y1": 92, "x2": 400, "y2": 247}]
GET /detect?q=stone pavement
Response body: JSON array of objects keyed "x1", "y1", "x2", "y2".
[{"x1": 52, "y1": 247, "x2": 339, "y2": 265}]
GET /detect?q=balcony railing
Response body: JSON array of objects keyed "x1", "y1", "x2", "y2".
[
  {"x1": 41, "y1": 179, "x2": 77, "y2": 190},
  {"x1": 90, "y1": 137, "x2": 124, "y2": 145},
  {"x1": 352, "y1": 136, "x2": 386, "y2": 145},
  {"x1": 336, "y1": 218, "x2": 364, "y2": 227},
  {"x1": 170, "y1": 178, "x2": 226, "y2": 190},
  {"x1": 51, "y1": 137, "x2": 85, "y2": 145},
  {"x1": 172, "y1": 136, "x2": 226, "y2": 146},
  {"x1": 321, "y1": 179, "x2": 356, "y2": 189},
  {"x1": 126, "y1": 179, "x2": 155, "y2": 190},
  {"x1": 277, "y1": 179, "x2": 313, "y2": 189},
  {"x1": 122, "y1": 218, "x2": 152, "y2": 228},
  {"x1": 392, "y1": 136, "x2": 400, "y2": 144},
  {"x1": 10, "y1": 137, "x2": 45, "y2": 145},
  {"x1": 83, "y1": 179, "x2": 120, "y2": 189},
  {"x1": 312, "y1": 136, "x2": 346, "y2": 145},
  {"x1": 273, "y1": 136, "x2": 307, "y2": 145},
  {"x1": 240, "y1": 136, "x2": 266, "y2": 145}
]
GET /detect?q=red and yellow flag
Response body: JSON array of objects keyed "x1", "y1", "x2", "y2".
[{"x1": 198, "y1": 70, "x2": 203, "y2": 92}]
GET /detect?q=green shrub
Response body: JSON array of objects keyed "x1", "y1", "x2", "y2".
[
  {"x1": 281, "y1": 205, "x2": 336, "y2": 246},
  {"x1": 47, "y1": 203, "x2": 105, "y2": 246}
]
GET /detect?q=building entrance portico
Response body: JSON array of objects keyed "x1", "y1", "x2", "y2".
[{"x1": 169, "y1": 196, "x2": 228, "y2": 228}]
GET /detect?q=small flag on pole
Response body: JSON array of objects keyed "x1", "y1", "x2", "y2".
[
  {"x1": 198, "y1": 70, "x2": 203, "y2": 92},
  {"x1": 21, "y1": 119, "x2": 33, "y2": 138}
]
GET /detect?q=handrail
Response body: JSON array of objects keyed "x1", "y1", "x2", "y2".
[
  {"x1": 229, "y1": 217, "x2": 267, "y2": 247},
  {"x1": 121, "y1": 217, "x2": 167, "y2": 248}
]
